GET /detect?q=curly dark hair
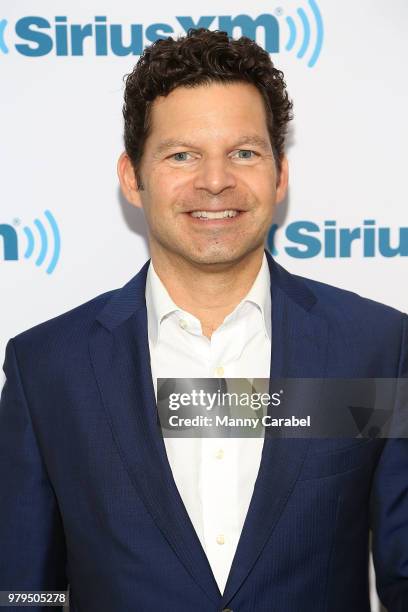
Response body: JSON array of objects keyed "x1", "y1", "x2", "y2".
[{"x1": 122, "y1": 28, "x2": 293, "y2": 180}]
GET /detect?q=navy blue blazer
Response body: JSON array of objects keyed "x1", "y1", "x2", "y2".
[{"x1": 0, "y1": 251, "x2": 407, "y2": 612}]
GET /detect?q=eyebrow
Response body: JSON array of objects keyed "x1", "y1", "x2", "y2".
[
  {"x1": 153, "y1": 134, "x2": 272, "y2": 156},
  {"x1": 232, "y1": 135, "x2": 272, "y2": 151},
  {"x1": 154, "y1": 139, "x2": 197, "y2": 156}
]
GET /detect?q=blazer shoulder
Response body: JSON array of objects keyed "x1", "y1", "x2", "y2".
[
  {"x1": 288, "y1": 272, "x2": 407, "y2": 376},
  {"x1": 10, "y1": 287, "x2": 119, "y2": 356},
  {"x1": 269, "y1": 256, "x2": 406, "y2": 326},
  {"x1": 296, "y1": 272, "x2": 406, "y2": 321},
  {"x1": 294, "y1": 273, "x2": 407, "y2": 361}
]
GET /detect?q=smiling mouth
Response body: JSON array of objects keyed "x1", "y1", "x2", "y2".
[{"x1": 188, "y1": 209, "x2": 241, "y2": 220}]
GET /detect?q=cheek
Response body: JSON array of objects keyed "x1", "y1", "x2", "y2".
[
  {"x1": 243, "y1": 171, "x2": 277, "y2": 206},
  {"x1": 148, "y1": 168, "x2": 190, "y2": 202}
]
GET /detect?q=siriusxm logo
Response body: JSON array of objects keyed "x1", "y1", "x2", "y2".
[
  {"x1": 267, "y1": 220, "x2": 408, "y2": 258},
  {"x1": 0, "y1": 210, "x2": 61, "y2": 274},
  {"x1": 0, "y1": 1, "x2": 323, "y2": 67}
]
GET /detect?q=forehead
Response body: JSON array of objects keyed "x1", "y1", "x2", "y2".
[{"x1": 146, "y1": 81, "x2": 270, "y2": 145}]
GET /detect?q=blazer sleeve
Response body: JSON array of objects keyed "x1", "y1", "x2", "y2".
[
  {"x1": 369, "y1": 314, "x2": 408, "y2": 612},
  {"x1": 0, "y1": 338, "x2": 67, "y2": 610}
]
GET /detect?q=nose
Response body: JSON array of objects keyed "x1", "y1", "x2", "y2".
[{"x1": 193, "y1": 155, "x2": 237, "y2": 195}]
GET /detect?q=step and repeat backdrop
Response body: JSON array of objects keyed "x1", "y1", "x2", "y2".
[{"x1": 1, "y1": 2, "x2": 407, "y2": 610}]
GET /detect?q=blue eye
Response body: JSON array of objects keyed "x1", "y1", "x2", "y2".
[
  {"x1": 237, "y1": 150, "x2": 254, "y2": 159},
  {"x1": 173, "y1": 152, "x2": 189, "y2": 161}
]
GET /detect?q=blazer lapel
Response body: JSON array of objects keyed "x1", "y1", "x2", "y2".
[
  {"x1": 220, "y1": 251, "x2": 329, "y2": 607},
  {"x1": 89, "y1": 260, "x2": 221, "y2": 604}
]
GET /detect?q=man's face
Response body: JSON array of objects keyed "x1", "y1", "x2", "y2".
[{"x1": 119, "y1": 81, "x2": 288, "y2": 267}]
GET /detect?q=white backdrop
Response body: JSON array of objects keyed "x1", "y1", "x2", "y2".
[{"x1": 1, "y1": 2, "x2": 407, "y2": 610}]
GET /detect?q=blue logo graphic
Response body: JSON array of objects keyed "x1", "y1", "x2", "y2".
[
  {"x1": 268, "y1": 220, "x2": 408, "y2": 258},
  {"x1": 0, "y1": 2, "x2": 324, "y2": 66},
  {"x1": 0, "y1": 19, "x2": 8, "y2": 53},
  {"x1": 284, "y1": 0, "x2": 323, "y2": 68},
  {"x1": 0, "y1": 210, "x2": 61, "y2": 274}
]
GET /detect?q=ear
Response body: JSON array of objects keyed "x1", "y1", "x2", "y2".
[
  {"x1": 275, "y1": 155, "x2": 289, "y2": 204},
  {"x1": 117, "y1": 152, "x2": 143, "y2": 208}
]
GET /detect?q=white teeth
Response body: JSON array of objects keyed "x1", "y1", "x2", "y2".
[{"x1": 190, "y1": 209, "x2": 239, "y2": 219}]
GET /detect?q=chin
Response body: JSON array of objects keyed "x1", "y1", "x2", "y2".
[{"x1": 185, "y1": 249, "x2": 246, "y2": 266}]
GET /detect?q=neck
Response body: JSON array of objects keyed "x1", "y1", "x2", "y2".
[{"x1": 149, "y1": 244, "x2": 265, "y2": 338}]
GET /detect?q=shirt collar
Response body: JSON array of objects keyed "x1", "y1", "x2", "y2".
[
  {"x1": 145, "y1": 260, "x2": 180, "y2": 346},
  {"x1": 240, "y1": 251, "x2": 271, "y2": 341},
  {"x1": 145, "y1": 251, "x2": 271, "y2": 345}
]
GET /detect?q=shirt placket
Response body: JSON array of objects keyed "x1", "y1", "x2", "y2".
[{"x1": 200, "y1": 325, "x2": 241, "y2": 594}]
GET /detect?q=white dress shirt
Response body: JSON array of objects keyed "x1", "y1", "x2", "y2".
[{"x1": 145, "y1": 252, "x2": 272, "y2": 594}]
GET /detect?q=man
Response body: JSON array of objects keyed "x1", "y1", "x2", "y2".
[{"x1": 0, "y1": 28, "x2": 407, "y2": 612}]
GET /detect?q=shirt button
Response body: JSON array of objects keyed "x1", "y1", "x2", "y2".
[
  {"x1": 215, "y1": 448, "x2": 224, "y2": 460},
  {"x1": 216, "y1": 534, "x2": 225, "y2": 545},
  {"x1": 178, "y1": 319, "x2": 188, "y2": 330},
  {"x1": 215, "y1": 365, "x2": 224, "y2": 376}
]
